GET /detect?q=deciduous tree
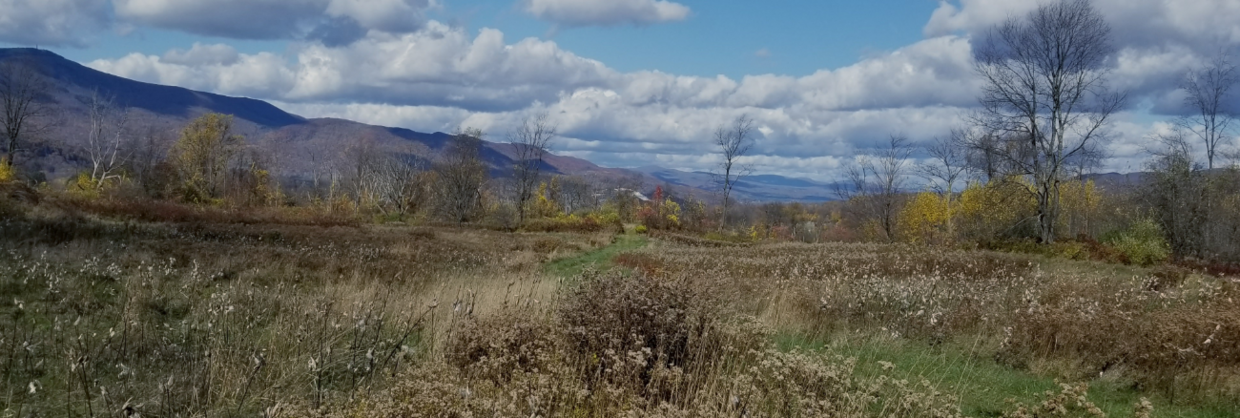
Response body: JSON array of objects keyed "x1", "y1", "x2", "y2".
[
  {"x1": 1179, "y1": 53, "x2": 1237, "y2": 170},
  {"x1": 510, "y1": 113, "x2": 556, "y2": 225},
  {"x1": 919, "y1": 130, "x2": 969, "y2": 238},
  {"x1": 170, "y1": 113, "x2": 243, "y2": 202},
  {"x1": 0, "y1": 60, "x2": 52, "y2": 168},
  {"x1": 436, "y1": 127, "x2": 487, "y2": 223},
  {"x1": 839, "y1": 135, "x2": 913, "y2": 242},
  {"x1": 973, "y1": 0, "x2": 1124, "y2": 243},
  {"x1": 373, "y1": 154, "x2": 423, "y2": 217},
  {"x1": 713, "y1": 115, "x2": 754, "y2": 230},
  {"x1": 84, "y1": 90, "x2": 130, "y2": 188}
]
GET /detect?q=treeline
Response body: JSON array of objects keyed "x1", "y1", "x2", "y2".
[
  {"x1": 3, "y1": 0, "x2": 1238, "y2": 267},
  {"x1": 704, "y1": 0, "x2": 1240, "y2": 268},
  {"x1": 723, "y1": 156, "x2": 1240, "y2": 267},
  {"x1": 0, "y1": 95, "x2": 719, "y2": 233}
]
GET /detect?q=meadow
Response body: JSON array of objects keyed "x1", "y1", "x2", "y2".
[{"x1": 0, "y1": 205, "x2": 1237, "y2": 417}]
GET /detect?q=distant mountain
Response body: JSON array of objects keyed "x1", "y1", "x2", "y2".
[
  {"x1": 745, "y1": 174, "x2": 828, "y2": 188},
  {"x1": 1082, "y1": 172, "x2": 1150, "y2": 192},
  {"x1": 632, "y1": 166, "x2": 840, "y2": 202},
  {"x1": 0, "y1": 48, "x2": 303, "y2": 128},
  {"x1": 1, "y1": 47, "x2": 839, "y2": 202}
]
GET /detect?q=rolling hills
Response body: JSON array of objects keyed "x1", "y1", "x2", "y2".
[{"x1": 0, "y1": 47, "x2": 1143, "y2": 202}]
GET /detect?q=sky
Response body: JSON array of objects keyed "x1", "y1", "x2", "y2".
[{"x1": 1, "y1": 0, "x2": 1239, "y2": 180}]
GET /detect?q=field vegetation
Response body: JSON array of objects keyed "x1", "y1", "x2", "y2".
[
  {"x1": 0, "y1": 196, "x2": 614, "y2": 417},
  {"x1": 1, "y1": 187, "x2": 1238, "y2": 417},
  {"x1": 1, "y1": 1, "x2": 1239, "y2": 416}
]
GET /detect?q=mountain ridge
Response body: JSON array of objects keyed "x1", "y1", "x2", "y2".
[{"x1": 1, "y1": 47, "x2": 910, "y2": 202}]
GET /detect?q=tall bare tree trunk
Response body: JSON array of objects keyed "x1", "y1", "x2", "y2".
[
  {"x1": 713, "y1": 115, "x2": 754, "y2": 231},
  {"x1": 510, "y1": 113, "x2": 556, "y2": 226},
  {"x1": 973, "y1": 0, "x2": 1123, "y2": 244}
]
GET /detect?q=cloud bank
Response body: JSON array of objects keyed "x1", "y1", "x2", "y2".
[
  {"x1": 6, "y1": 0, "x2": 1240, "y2": 178},
  {"x1": 0, "y1": 0, "x2": 110, "y2": 47}
]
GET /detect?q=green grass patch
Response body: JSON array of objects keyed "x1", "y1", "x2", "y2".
[
  {"x1": 773, "y1": 332, "x2": 1236, "y2": 418},
  {"x1": 544, "y1": 233, "x2": 648, "y2": 278}
]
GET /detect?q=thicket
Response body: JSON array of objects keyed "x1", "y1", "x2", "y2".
[
  {"x1": 0, "y1": 181, "x2": 1209, "y2": 417},
  {"x1": 6, "y1": 104, "x2": 1239, "y2": 270},
  {"x1": 614, "y1": 242, "x2": 1239, "y2": 408},
  {"x1": 0, "y1": 202, "x2": 611, "y2": 417}
]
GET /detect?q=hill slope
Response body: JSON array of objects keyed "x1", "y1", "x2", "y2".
[
  {"x1": 2, "y1": 47, "x2": 843, "y2": 202},
  {"x1": 0, "y1": 48, "x2": 304, "y2": 127}
]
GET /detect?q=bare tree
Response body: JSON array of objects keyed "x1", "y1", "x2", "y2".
[
  {"x1": 1145, "y1": 128, "x2": 1209, "y2": 258},
  {"x1": 509, "y1": 113, "x2": 557, "y2": 225},
  {"x1": 226, "y1": 145, "x2": 277, "y2": 206},
  {"x1": 1064, "y1": 139, "x2": 1107, "y2": 179},
  {"x1": 341, "y1": 137, "x2": 382, "y2": 206},
  {"x1": 956, "y1": 125, "x2": 1014, "y2": 182},
  {"x1": 436, "y1": 127, "x2": 487, "y2": 224},
  {"x1": 556, "y1": 175, "x2": 598, "y2": 215},
  {"x1": 0, "y1": 60, "x2": 53, "y2": 167},
  {"x1": 919, "y1": 131, "x2": 970, "y2": 237},
  {"x1": 713, "y1": 115, "x2": 755, "y2": 230},
  {"x1": 373, "y1": 155, "x2": 423, "y2": 217},
  {"x1": 1179, "y1": 53, "x2": 1237, "y2": 170},
  {"x1": 84, "y1": 90, "x2": 130, "y2": 188},
  {"x1": 838, "y1": 135, "x2": 914, "y2": 242},
  {"x1": 974, "y1": 0, "x2": 1124, "y2": 244},
  {"x1": 124, "y1": 126, "x2": 175, "y2": 197}
]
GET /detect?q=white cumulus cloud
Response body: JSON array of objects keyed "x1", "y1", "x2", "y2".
[
  {"x1": 0, "y1": 0, "x2": 110, "y2": 46},
  {"x1": 73, "y1": 1, "x2": 1240, "y2": 179},
  {"x1": 926, "y1": 0, "x2": 1240, "y2": 118},
  {"x1": 161, "y1": 43, "x2": 242, "y2": 66},
  {"x1": 89, "y1": 22, "x2": 617, "y2": 110},
  {"x1": 112, "y1": 0, "x2": 435, "y2": 43},
  {"x1": 925, "y1": 0, "x2": 1240, "y2": 47}
]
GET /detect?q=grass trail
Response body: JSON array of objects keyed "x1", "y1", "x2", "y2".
[
  {"x1": 544, "y1": 233, "x2": 648, "y2": 277},
  {"x1": 775, "y1": 333, "x2": 1235, "y2": 418}
]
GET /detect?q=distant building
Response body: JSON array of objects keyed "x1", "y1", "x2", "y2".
[{"x1": 595, "y1": 188, "x2": 650, "y2": 202}]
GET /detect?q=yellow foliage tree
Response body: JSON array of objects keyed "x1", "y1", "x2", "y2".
[
  {"x1": 0, "y1": 157, "x2": 13, "y2": 182},
  {"x1": 170, "y1": 113, "x2": 242, "y2": 203},
  {"x1": 1058, "y1": 179, "x2": 1101, "y2": 238},
  {"x1": 246, "y1": 166, "x2": 279, "y2": 207},
  {"x1": 957, "y1": 178, "x2": 1037, "y2": 241},
  {"x1": 897, "y1": 191, "x2": 951, "y2": 244},
  {"x1": 532, "y1": 182, "x2": 561, "y2": 218},
  {"x1": 67, "y1": 171, "x2": 103, "y2": 200},
  {"x1": 660, "y1": 198, "x2": 682, "y2": 228}
]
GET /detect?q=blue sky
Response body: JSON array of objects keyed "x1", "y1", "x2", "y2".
[
  {"x1": 47, "y1": 1, "x2": 943, "y2": 79},
  {"x1": 455, "y1": 0, "x2": 943, "y2": 78},
  {"x1": 1, "y1": 0, "x2": 1237, "y2": 179}
]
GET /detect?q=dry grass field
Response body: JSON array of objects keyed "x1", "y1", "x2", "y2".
[
  {"x1": 0, "y1": 207, "x2": 609, "y2": 417},
  {"x1": 1, "y1": 207, "x2": 1237, "y2": 417},
  {"x1": 613, "y1": 242, "x2": 1240, "y2": 417}
]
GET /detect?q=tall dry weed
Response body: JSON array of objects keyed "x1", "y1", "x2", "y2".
[
  {"x1": 316, "y1": 271, "x2": 964, "y2": 418},
  {"x1": 0, "y1": 216, "x2": 582, "y2": 417},
  {"x1": 616, "y1": 241, "x2": 1240, "y2": 403}
]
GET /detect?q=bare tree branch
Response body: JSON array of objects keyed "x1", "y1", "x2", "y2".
[
  {"x1": 84, "y1": 90, "x2": 131, "y2": 188},
  {"x1": 1179, "y1": 52, "x2": 1238, "y2": 170},
  {"x1": 919, "y1": 131, "x2": 970, "y2": 237},
  {"x1": 713, "y1": 115, "x2": 754, "y2": 230},
  {"x1": 509, "y1": 113, "x2": 557, "y2": 225},
  {"x1": 0, "y1": 60, "x2": 53, "y2": 168},
  {"x1": 837, "y1": 135, "x2": 913, "y2": 242},
  {"x1": 973, "y1": 0, "x2": 1123, "y2": 243},
  {"x1": 437, "y1": 127, "x2": 487, "y2": 224}
]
